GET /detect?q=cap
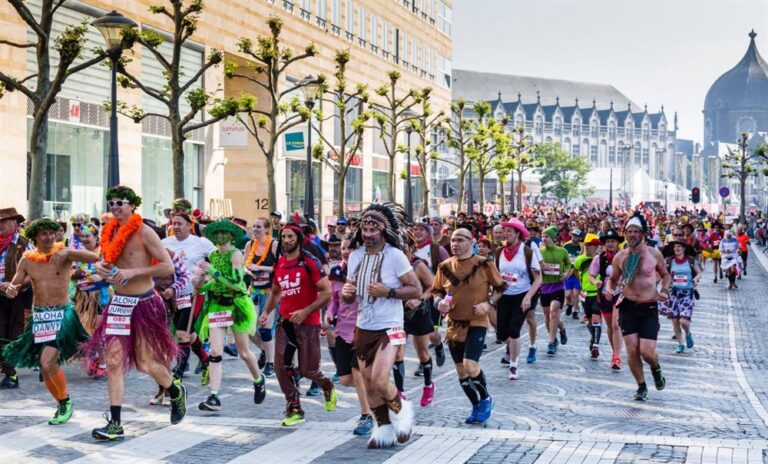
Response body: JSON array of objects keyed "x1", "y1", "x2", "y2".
[
  {"x1": 336, "y1": 217, "x2": 348, "y2": 225},
  {"x1": 270, "y1": 211, "x2": 282, "y2": 218},
  {"x1": 584, "y1": 233, "x2": 600, "y2": 245},
  {"x1": 571, "y1": 228, "x2": 583, "y2": 238}
]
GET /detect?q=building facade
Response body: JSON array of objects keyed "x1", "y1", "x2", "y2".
[{"x1": 0, "y1": 0, "x2": 452, "y2": 223}]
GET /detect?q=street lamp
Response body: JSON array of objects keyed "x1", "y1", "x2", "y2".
[
  {"x1": 405, "y1": 125, "x2": 414, "y2": 222},
  {"x1": 664, "y1": 182, "x2": 669, "y2": 211},
  {"x1": 299, "y1": 75, "x2": 323, "y2": 220},
  {"x1": 92, "y1": 11, "x2": 136, "y2": 188}
]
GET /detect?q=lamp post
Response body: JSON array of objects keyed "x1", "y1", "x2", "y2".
[
  {"x1": 664, "y1": 182, "x2": 669, "y2": 211},
  {"x1": 405, "y1": 125, "x2": 414, "y2": 222},
  {"x1": 92, "y1": 11, "x2": 136, "y2": 188},
  {"x1": 299, "y1": 75, "x2": 323, "y2": 220},
  {"x1": 467, "y1": 162, "x2": 474, "y2": 215},
  {"x1": 608, "y1": 167, "x2": 613, "y2": 211}
]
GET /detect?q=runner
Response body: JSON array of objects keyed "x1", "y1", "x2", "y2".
[
  {"x1": 2, "y1": 219, "x2": 97, "y2": 424},
  {"x1": 341, "y1": 203, "x2": 421, "y2": 448},
  {"x1": 495, "y1": 219, "x2": 541, "y2": 380},
  {"x1": 539, "y1": 226, "x2": 571, "y2": 355},
  {"x1": 735, "y1": 226, "x2": 750, "y2": 277},
  {"x1": 270, "y1": 211, "x2": 283, "y2": 239},
  {"x1": 67, "y1": 213, "x2": 89, "y2": 249},
  {"x1": 563, "y1": 229, "x2": 584, "y2": 320},
  {"x1": 259, "y1": 220, "x2": 336, "y2": 426},
  {"x1": 433, "y1": 228, "x2": 505, "y2": 423},
  {"x1": 573, "y1": 234, "x2": 601, "y2": 358},
  {"x1": 589, "y1": 229, "x2": 624, "y2": 370},
  {"x1": 83, "y1": 185, "x2": 187, "y2": 440},
  {"x1": 707, "y1": 222, "x2": 724, "y2": 283},
  {"x1": 196, "y1": 219, "x2": 266, "y2": 411},
  {"x1": 660, "y1": 240, "x2": 700, "y2": 353},
  {"x1": 719, "y1": 229, "x2": 742, "y2": 290},
  {"x1": 606, "y1": 212, "x2": 670, "y2": 401},
  {"x1": 0, "y1": 207, "x2": 33, "y2": 389}
]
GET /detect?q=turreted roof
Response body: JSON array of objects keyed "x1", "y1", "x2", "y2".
[{"x1": 705, "y1": 30, "x2": 768, "y2": 111}]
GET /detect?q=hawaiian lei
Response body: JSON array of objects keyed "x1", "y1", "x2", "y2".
[
  {"x1": 246, "y1": 234, "x2": 272, "y2": 267},
  {"x1": 101, "y1": 214, "x2": 143, "y2": 264},
  {"x1": 23, "y1": 242, "x2": 65, "y2": 263}
]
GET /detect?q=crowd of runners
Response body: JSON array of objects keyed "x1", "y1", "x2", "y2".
[{"x1": 0, "y1": 188, "x2": 759, "y2": 449}]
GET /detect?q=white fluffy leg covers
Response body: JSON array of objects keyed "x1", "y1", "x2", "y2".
[
  {"x1": 389, "y1": 399, "x2": 414, "y2": 444},
  {"x1": 367, "y1": 423, "x2": 397, "y2": 449}
]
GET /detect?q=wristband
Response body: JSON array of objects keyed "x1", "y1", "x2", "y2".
[
  {"x1": 659, "y1": 288, "x2": 670, "y2": 295},
  {"x1": 388, "y1": 287, "x2": 397, "y2": 299}
]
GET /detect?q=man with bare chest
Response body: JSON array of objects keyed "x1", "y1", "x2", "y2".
[
  {"x1": 606, "y1": 212, "x2": 671, "y2": 401},
  {"x1": 81, "y1": 186, "x2": 185, "y2": 440},
  {"x1": 2, "y1": 219, "x2": 98, "y2": 425}
]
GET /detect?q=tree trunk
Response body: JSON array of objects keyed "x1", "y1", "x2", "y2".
[
  {"x1": 498, "y1": 178, "x2": 505, "y2": 213},
  {"x1": 387, "y1": 155, "x2": 396, "y2": 204},
  {"x1": 456, "y1": 164, "x2": 465, "y2": 213},
  {"x1": 517, "y1": 169, "x2": 524, "y2": 210},
  {"x1": 28, "y1": 112, "x2": 49, "y2": 220},
  {"x1": 266, "y1": 153, "x2": 276, "y2": 213},
  {"x1": 421, "y1": 177, "x2": 430, "y2": 217},
  {"x1": 740, "y1": 173, "x2": 747, "y2": 222},
  {"x1": 478, "y1": 170, "x2": 485, "y2": 213},
  {"x1": 337, "y1": 165, "x2": 347, "y2": 218},
  {"x1": 172, "y1": 125, "x2": 185, "y2": 199}
]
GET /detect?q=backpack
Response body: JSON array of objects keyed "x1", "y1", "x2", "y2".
[
  {"x1": 665, "y1": 256, "x2": 698, "y2": 278},
  {"x1": 494, "y1": 245, "x2": 535, "y2": 284}
]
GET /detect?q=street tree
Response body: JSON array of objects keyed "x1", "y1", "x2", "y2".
[
  {"x1": 408, "y1": 91, "x2": 445, "y2": 216},
  {"x1": 536, "y1": 142, "x2": 594, "y2": 205},
  {"x1": 372, "y1": 71, "x2": 423, "y2": 203},
  {"x1": 508, "y1": 125, "x2": 544, "y2": 210},
  {"x1": 225, "y1": 15, "x2": 317, "y2": 212},
  {"x1": 310, "y1": 49, "x2": 369, "y2": 217},
  {"x1": 440, "y1": 99, "x2": 474, "y2": 212},
  {"x1": 721, "y1": 132, "x2": 768, "y2": 221},
  {"x1": 467, "y1": 101, "x2": 508, "y2": 210},
  {"x1": 115, "y1": 0, "x2": 241, "y2": 200},
  {"x1": 0, "y1": 0, "x2": 112, "y2": 219}
]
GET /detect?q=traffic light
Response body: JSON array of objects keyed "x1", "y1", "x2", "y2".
[{"x1": 691, "y1": 187, "x2": 700, "y2": 204}]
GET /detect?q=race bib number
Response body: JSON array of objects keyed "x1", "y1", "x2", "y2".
[
  {"x1": 502, "y1": 272, "x2": 519, "y2": 284},
  {"x1": 542, "y1": 263, "x2": 560, "y2": 276},
  {"x1": 387, "y1": 326, "x2": 406, "y2": 346},
  {"x1": 209, "y1": 311, "x2": 234, "y2": 328},
  {"x1": 105, "y1": 296, "x2": 139, "y2": 336},
  {"x1": 672, "y1": 274, "x2": 689, "y2": 286},
  {"x1": 176, "y1": 295, "x2": 192, "y2": 310},
  {"x1": 33, "y1": 309, "x2": 64, "y2": 344}
]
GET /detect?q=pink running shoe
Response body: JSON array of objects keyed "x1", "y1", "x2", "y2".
[
  {"x1": 398, "y1": 391, "x2": 407, "y2": 401},
  {"x1": 420, "y1": 383, "x2": 436, "y2": 406}
]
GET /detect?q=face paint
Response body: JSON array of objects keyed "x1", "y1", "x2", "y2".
[{"x1": 213, "y1": 232, "x2": 232, "y2": 246}]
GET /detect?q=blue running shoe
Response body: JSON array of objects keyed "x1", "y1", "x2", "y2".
[
  {"x1": 526, "y1": 347, "x2": 537, "y2": 364},
  {"x1": 474, "y1": 397, "x2": 494, "y2": 423},
  {"x1": 686, "y1": 333, "x2": 694, "y2": 349},
  {"x1": 353, "y1": 415, "x2": 374, "y2": 435},
  {"x1": 465, "y1": 403, "x2": 479, "y2": 424}
]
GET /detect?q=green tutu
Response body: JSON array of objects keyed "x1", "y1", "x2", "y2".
[
  {"x1": 196, "y1": 294, "x2": 257, "y2": 340},
  {"x1": 1, "y1": 302, "x2": 90, "y2": 368}
]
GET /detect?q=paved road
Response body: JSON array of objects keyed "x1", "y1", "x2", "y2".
[{"x1": 3, "y1": 245, "x2": 768, "y2": 463}]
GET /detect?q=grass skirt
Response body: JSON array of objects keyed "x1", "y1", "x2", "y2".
[
  {"x1": 1, "y1": 302, "x2": 89, "y2": 368},
  {"x1": 196, "y1": 294, "x2": 257, "y2": 340},
  {"x1": 73, "y1": 288, "x2": 112, "y2": 335},
  {"x1": 80, "y1": 291, "x2": 179, "y2": 371}
]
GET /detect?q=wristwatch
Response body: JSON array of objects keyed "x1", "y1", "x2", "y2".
[
  {"x1": 388, "y1": 288, "x2": 397, "y2": 299},
  {"x1": 488, "y1": 299, "x2": 497, "y2": 308}
]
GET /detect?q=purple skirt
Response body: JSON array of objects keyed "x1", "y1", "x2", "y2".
[{"x1": 80, "y1": 290, "x2": 179, "y2": 371}]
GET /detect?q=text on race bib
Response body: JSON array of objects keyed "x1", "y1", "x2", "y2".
[
  {"x1": 32, "y1": 310, "x2": 64, "y2": 344},
  {"x1": 105, "y1": 296, "x2": 139, "y2": 336},
  {"x1": 542, "y1": 263, "x2": 560, "y2": 276},
  {"x1": 672, "y1": 275, "x2": 689, "y2": 286},
  {"x1": 209, "y1": 311, "x2": 234, "y2": 328},
  {"x1": 502, "y1": 272, "x2": 519, "y2": 283},
  {"x1": 387, "y1": 326, "x2": 406, "y2": 346},
  {"x1": 176, "y1": 295, "x2": 192, "y2": 310}
]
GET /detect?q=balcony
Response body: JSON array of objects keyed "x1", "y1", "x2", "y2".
[
  {"x1": 316, "y1": 17, "x2": 327, "y2": 30},
  {"x1": 371, "y1": 44, "x2": 378, "y2": 54},
  {"x1": 331, "y1": 24, "x2": 341, "y2": 36},
  {"x1": 345, "y1": 31, "x2": 354, "y2": 42},
  {"x1": 283, "y1": 0, "x2": 294, "y2": 12},
  {"x1": 300, "y1": 8, "x2": 311, "y2": 21},
  {"x1": 358, "y1": 37, "x2": 367, "y2": 48}
]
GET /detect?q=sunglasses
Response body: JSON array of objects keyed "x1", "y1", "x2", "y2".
[{"x1": 108, "y1": 200, "x2": 131, "y2": 208}]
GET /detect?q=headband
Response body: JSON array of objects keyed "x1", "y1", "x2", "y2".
[
  {"x1": 175, "y1": 212, "x2": 192, "y2": 224},
  {"x1": 452, "y1": 228, "x2": 473, "y2": 240},
  {"x1": 361, "y1": 210, "x2": 389, "y2": 231},
  {"x1": 626, "y1": 216, "x2": 644, "y2": 231}
]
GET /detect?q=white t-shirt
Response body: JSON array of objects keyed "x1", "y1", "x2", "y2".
[
  {"x1": 498, "y1": 245, "x2": 541, "y2": 296},
  {"x1": 348, "y1": 243, "x2": 412, "y2": 331},
  {"x1": 162, "y1": 235, "x2": 216, "y2": 295}
]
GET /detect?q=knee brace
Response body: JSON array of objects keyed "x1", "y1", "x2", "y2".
[{"x1": 208, "y1": 355, "x2": 223, "y2": 363}]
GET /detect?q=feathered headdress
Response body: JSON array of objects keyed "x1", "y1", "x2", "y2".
[{"x1": 351, "y1": 203, "x2": 408, "y2": 250}]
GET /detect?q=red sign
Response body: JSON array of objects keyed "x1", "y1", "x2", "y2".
[
  {"x1": 410, "y1": 165, "x2": 422, "y2": 176},
  {"x1": 68, "y1": 100, "x2": 80, "y2": 123},
  {"x1": 328, "y1": 151, "x2": 362, "y2": 166}
]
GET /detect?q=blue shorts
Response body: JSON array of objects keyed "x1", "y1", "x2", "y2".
[{"x1": 564, "y1": 275, "x2": 581, "y2": 291}]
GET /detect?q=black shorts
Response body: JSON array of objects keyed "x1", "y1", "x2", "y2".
[
  {"x1": 529, "y1": 291, "x2": 539, "y2": 312},
  {"x1": 496, "y1": 293, "x2": 528, "y2": 341},
  {"x1": 582, "y1": 295, "x2": 599, "y2": 318},
  {"x1": 617, "y1": 298, "x2": 660, "y2": 340},
  {"x1": 429, "y1": 298, "x2": 442, "y2": 327},
  {"x1": 540, "y1": 290, "x2": 565, "y2": 308},
  {"x1": 334, "y1": 336, "x2": 359, "y2": 377},
  {"x1": 172, "y1": 306, "x2": 195, "y2": 333},
  {"x1": 598, "y1": 293, "x2": 618, "y2": 314},
  {"x1": 447, "y1": 326, "x2": 486, "y2": 364},
  {"x1": 404, "y1": 303, "x2": 434, "y2": 336}
]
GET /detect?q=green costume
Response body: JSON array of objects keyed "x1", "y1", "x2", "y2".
[
  {"x1": 196, "y1": 248, "x2": 257, "y2": 340},
  {"x1": 574, "y1": 254, "x2": 598, "y2": 297}
]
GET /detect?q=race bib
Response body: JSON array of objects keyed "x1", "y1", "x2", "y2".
[
  {"x1": 387, "y1": 326, "x2": 406, "y2": 346},
  {"x1": 209, "y1": 310, "x2": 234, "y2": 328},
  {"x1": 105, "y1": 296, "x2": 139, "y2": 336},
  {"x1": 0, "y1": 263, "x2": 5, "y2": 281},
  {"x1": 579, "y1": 290, "x2": 587, "y2": 302},
  {"x1": 672, "y1": 274, "x2": 689, "y2": 286},
  {"x1": 712, "y1": 240, "x2": 720, "y2": 247},
  {"x1": 502, "y1": 272, "x2": 519, "y2": 284},
  {"x1": 570, "y1": 255, "x2": 577, "y2": 264},
  {"x1": 542, "y1": 263, "x2": 560, "y2": 276},
  {"x1": 32, "y1": 309, "x2": 64, "y2": 344},
  {"x1": 176, "y1": 295, "x2": 192, "y2": 310}
]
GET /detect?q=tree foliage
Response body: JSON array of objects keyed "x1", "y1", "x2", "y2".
[
  {"x1": 721, "y1": 132, "x2": 768, "y2": 221},
  {"x1": 439, "y1": 99, "x2": 474, "y2": 212},
  {"x1": 407, "y1": 90, "x2": 444, "y2": 217},
  {"x1": 466, "y1": 101, "x2": 508, "y2": 211},
  {"x1": 536, "y1": 142, "x2": 593, "y2": 205},
  {"x1": 506, "y1": 126, "x2": 543, "y2": 210}
]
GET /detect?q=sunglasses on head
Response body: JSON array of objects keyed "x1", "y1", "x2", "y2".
[{"x1": 108, "y1": 200, "x2": 131, "y2": 208}]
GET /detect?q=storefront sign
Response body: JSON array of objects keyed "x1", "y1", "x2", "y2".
[
  {"x1": 328, "y1": 151, "x2": 362, "y2": 166},
  {"x1": 285, "y1": 131, "x2": 305, "y2": 151},
  {"x1": 68, "y1": 100, "x2": 80, "y2": 124},
  {"x1": 219, "y1": 118, "x2": 248, "y2": 148}
]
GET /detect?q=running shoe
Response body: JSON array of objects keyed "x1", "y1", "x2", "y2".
[
  {"x1": 611, "y1": 355, "x2": 622, "y2": 370},
  {"x1": 149, "y1": 392, "x2": 167, "y2": 406},
  {"x1": 258, "y1": 351, "x2": 266, "y2": 370},
  {"x1": 398, "y1": 391, "x2": 407, "y2": 401},
  {"x1": 93, "y1": 366, "x2": 107, "y2": 380},
  {"x1": 580, "y1": 316, "x2": 588, "y2": 324},
  {"x1": 263, "y1": 363, "x2": 275, "y2": 378},
  {"x1": 199, "y1": 394, "x2": 221, "y2": 411},
  {"x1": 565, "y1": 306, "x2": 572, "y2": 316},
  {"x1": 474, "y1": 397, "x2": 494, "y2": 423},
  {"x1": 651, "y1": 364, "x2": 666, "y2": 391},
  {"x1": 194, "y1": 360, "x2": 203, "y2": 375},
  {"x1": 420, "y1": 383, "x2": 436, "y2": 406},
  {"x1": 675, "y1": 344, "x2": 685, "y2": 354},
  {"x1": 92, "y1": 413, "x2": 124, "y2": 441},
  {"x1": 686, "y1": 333, "x2": 694, "y2": 349},
  {"x1": 414, "y1": 364, "x2": 424, "y2": 377},
  {"x1": 500, "y1": 353, "x2": 510, "y2": 365},
  {"x1": 353, "y1": 415, "x2": 374, "y2": 435},
  {"x1": 527, "y1": 347, "x2": 537, "y2": 364},
  {"x1": 590, "y1": 344, "x2": 600, "y2": 359},
  {"x1": 547, "y1": 343, "x2": 556, "y2": 355},
  {"x1": 200, "y1": 365, "x2": 210, "y2": 386},
  {"x1": 306, "y1": 384, "x2": 322, "y2": 396},
  {"x1": 435, "y1": 344, "x2": 446, "y2": 367},
  {"x1": 714, "y1": 275, "x2": 718, "y2": 283},
  {"x1": 324, "y1": 387, "x2": 338, "y2": 412},
  {"x1": 559, "y1": 328, "x2": 568, "y2": 345},
  {"x1": 0, "y1": 374, "x2": 18, "y2": 389},
  {"x1": 87, "y1": 358, "x2": 98, "y2": 377},
  {"x1": 169, "y1": 380, "x2": 187, "y2": 424},
  {"x1": 282, "y1": 408, "x2": 305, "y2": 426},
  {"x1": 254, "y1": 375, "x2": 267, "y2": 404},
  {"x1": 465, "y1": 404, "x2": 479, "y2": 424},
  {"x1": 572, "y1": 311, "x2": 579, "y2": 320},
  {"x1": 508, "y1": 366, "x2": 519, "y2": 380},
  {"x1": 332, "y1": 373, "x2": 340, "y2": 383},
  {"x1": 48, "y1": 398, "x2": 73, "y2": 425},
  {"x1": 634, "y1": 383, "x2": 648, "y2": 401},
  {"x1": 223, "y1": 343, "x2": 238, "y2": 357}
]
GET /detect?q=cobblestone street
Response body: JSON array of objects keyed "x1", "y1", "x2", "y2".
[{"x1": 2, "y1": 245, "x2": 768, "y2": 463}]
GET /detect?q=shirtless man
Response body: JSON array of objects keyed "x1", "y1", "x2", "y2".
[
  {"x1": 82, "y1": 186, "x2": 184, "y2": 440},
  {"x1": 2, "y1": 219, "x2": 97, "y2": 424},
  {"x1": 606, "y1": 212, "x2": 671, "y2": 401}
]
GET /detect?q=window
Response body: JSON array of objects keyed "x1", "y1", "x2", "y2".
[
  {"x1": 590, "y1": 122, "x2": 598, "y2": 138},
  {"x1": 317, "y1": 0, "x2": 326, "y2": 18},
  {"x1": 590, "y1": 145, "x2": 598, "y2": 165},
  {"x1": 301, "y1": 0, "x2": 312, "y2": 20},
  {"x1": 554, "y1": 118, "x2": 562, "y2": 136},
  {"x1": 582, "y1": 139, "x2": 589, "y2": 157},
  {"x1": 331, "y1": 0, "x2": 341, "y2": 25},
  {"x1": 345, "y1": 0, "x2": 353, "y2": 31},
  {"x1": 288, "y1": 159, "x2": 322, "y2": 217},
  {"x1": 382, "y1": 21, "x2": 389, "y2": 52},
  {"x1": 370, "y1": 14, "x2": 377, "y2": 47},
  {"x1": 142, "y1": 137, "x2": 201, "y2": 217},
  {"x1": 617, "y1": 141, "x2": 625, "y2": 164},
  {"x1": 372, "y1": 171, "x2": 389, "y2": 203},
  {"x1": 535, "y1": 116, "x2": 543, "y2": 135},
  {"x1": 436, "y1": 53, "x2": 451, "y2": 88},
  {"x1": 572, "y1": 143, "x2": 580, "y2": 157},
  {"x1": 608, "y1": 145, "x2": 616, "y2": 165},
  {"x1": 572, "y1": 119, "x2": 580, "y2": 136},
  {"x1": 608, "y1": 123, "x2": 616, "y2": 140},
  {"x1": 634, "y1": 143, "x2": 641, "y2": 164},
  {"x1": 564, "y1": 138, "x2": 571, "y2": 155},
  {"x1": 437, "y1": 0, "x2": 451, "y2": 36},
  {"x1": 334, "y1": 95, "x2": 361, "y2": 146},
  {"x1": 642, "y1": 148, "x2": 649, "y2": 165},
  {"x1": 358, "y1": 6, "x2": 366, "y2": 41},
  {"x1": 335, "y1": 167, "x2": 363, "y2": 212},
  {"x1": 45, "y1": 154, "x2": 71, "y2": 204}
]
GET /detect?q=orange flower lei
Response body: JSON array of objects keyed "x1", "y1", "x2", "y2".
[
  {"x1": 23, "y1": 242, "x2": 65, "y2": 263},
  {"x1": 101, "y1": 214, "x2": 143, "y2": 264},
  {"x1": 246, "y1": 234, "x2": 273, "y2": 267}
]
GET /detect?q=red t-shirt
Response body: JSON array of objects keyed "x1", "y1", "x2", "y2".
[
  {"x1": 273, "y1": 253, "x2": 325, "y2": 325},
  {"x1": 736, "y1": 233, "x2": 749, "y2": 252}
]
